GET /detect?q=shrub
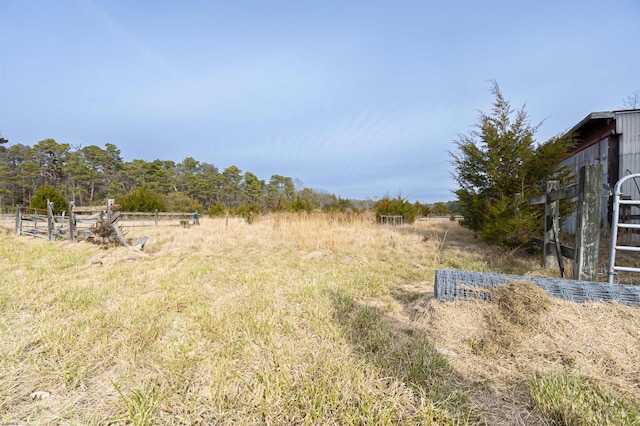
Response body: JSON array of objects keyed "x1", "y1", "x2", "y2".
[
  {"x1": 164, "y1": 192, "x2": 202, "y2": 213},
  {"x1": 207, "y1": 203, "x2": 227, "y2": 217},
  {"x1": 414, "y1": 201, "x2": 431, "y2": 217},
  {"x1": 236, "y1": 202, "x2": 261, "y2": 218},
  {"x1": 291, "y1": 194, "x2": 316, "y2": 212},
  {"x1": 292, "y1": 188, "x2": 320, "y2": 212},
  {"x1": 374, "y1": 195, "x2": 418, "y2": 224},
  {"x1": 431, "y1": 202, "x2": 450, "y2": 216},
  {"x1": 30, "y1": 185, "x2": 68, "y2": 214},
  {"x1": 322, "y1": 196, "x2": 355, "y2": 213},
  {"x1": 118, "y1": 185, "x2": 166, "y2": 212}
]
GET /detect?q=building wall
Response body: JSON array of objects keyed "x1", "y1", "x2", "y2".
[
  {"x1": 560, "y1": 111, "x2": 640, "y2": 234},
  {"x1": 560, "y1": 138, "x2": 608, "y2": 233},
  {"x1": 617, "y1": 111, "x2": 640, "y2": 200}
]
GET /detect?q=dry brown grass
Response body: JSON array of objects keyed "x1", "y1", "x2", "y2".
[
  {"x1": 1, "y1": 213, "x2": 639, "y2": 425},
  {"x1": 412, "y1": 284, "x2": 640, "y2": 424},
  {"x1": 479, "y1": 281, "x2": 552, "y2": 354}
]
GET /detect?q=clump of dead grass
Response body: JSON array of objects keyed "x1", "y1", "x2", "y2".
[{"x1": 480, "y1": 280, "x2": 552, "y2": 354}]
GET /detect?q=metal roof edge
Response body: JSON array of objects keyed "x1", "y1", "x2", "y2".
[
  {"x1": 613, "y1": 108, "x2": 640, "y2": 115},
  {"x1": 564, "y1": 111, "x2": 614, "y2": 138}
]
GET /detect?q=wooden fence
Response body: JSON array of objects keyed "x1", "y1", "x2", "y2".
[
  {"x1": 14, "y1": 199, "x2": 199, "y2": 243},
  {"x1": 528, "y1": 164, "x2": 603, "y2": 281},
  {"x1": 14, "y1": 202, "x2": 64, "y2": 241},
  {"x1": 116, "y1": 210, "x2": 196, "y2": 227},
  {"x1": 379, "y1": 215, "x2": 403, "y2": 225},
  {"x1": 67, "y1": 199, "x2": 122, "y2": 243}
]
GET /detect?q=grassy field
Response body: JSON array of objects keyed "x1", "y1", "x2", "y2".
[{"x1": 1, "y1": 213, "x2": 639, "y2": 425}]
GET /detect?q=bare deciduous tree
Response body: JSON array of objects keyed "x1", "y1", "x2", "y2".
[{"x1": 623, "y1": 91, "x2": 640, "y2": 109}]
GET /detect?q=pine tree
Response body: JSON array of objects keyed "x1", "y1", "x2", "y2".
[{"x1": 451, "y1": 81, "x2": 573, "y2": 245}]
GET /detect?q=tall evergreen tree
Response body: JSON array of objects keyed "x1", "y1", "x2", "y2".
[
  {"x1": 0, "y1": 133, "x2": 8, "y2": 152},
  {"x1": 0, "y1": 134, "x2": 10, "y2": 206},
  {"x1": 32, "y1": 139, "x2": 69, "y2": 187},
  {"x1": 63, "y1": 149, "x2": 91, "y2": 205},
  {"x1": 217, "y1": 165, "x2": 243, "y2": 209},
  {"x1": 451, "y1": 81, "x2": 573, "y2": 245},
  {"x1": 242, "y1": 171, "x2": 265, "y2": 207},
  {"x1": 266, "y1": 175, "x2": 295, "y2": 210},
  {"x1": 292, "y1": 187, "x2": 320, "y2": 212},
  {"x1": 4, "y1": 144, "x2": 39, "y2": 204}
]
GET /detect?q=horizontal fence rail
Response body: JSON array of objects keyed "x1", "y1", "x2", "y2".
[
  {"x1": 115, "y1": 211, "x2": 196, "y2": 227},
  {"x1": 527, "y1": 184, "x2": 578, "y2": 206},
  {"x1": 15, "y1": 200, "x2": 200, "y2": 243},
  {"x1": 15, "y1": 203, "x2": 59, "y2": 241}
]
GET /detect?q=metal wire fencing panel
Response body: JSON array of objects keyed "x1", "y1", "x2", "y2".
[{"x1": 434, "y1": 269, "x2": 640, "y2": 306}]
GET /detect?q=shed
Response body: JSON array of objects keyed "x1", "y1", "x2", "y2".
[{"x1": 560, "y1": 109, "x2": 640, "y2": 233}]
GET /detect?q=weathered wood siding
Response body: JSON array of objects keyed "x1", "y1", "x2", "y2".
[{"x1": 560, "y1": 137, "x2": 608, "y2": 233}]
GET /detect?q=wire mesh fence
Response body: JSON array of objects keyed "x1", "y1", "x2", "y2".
[{"x1": 434, "y1": 269, "x2": 640, "y2": 306}]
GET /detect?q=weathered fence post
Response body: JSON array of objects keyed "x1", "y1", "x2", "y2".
[
  {"x1": 226, "y1": 211, "x2": 229, "y2": 228},
  {"x1": 47, "y1": 200, "x2": 55, "y2": 241},
  {"x1": 573, "y1": 164, "x2": 602, "y2": 281},
  {"x1": 107, "y1": 199, "x2": 114, "y2": 224},
  {"x1": 528, "y1": 164, "x2": 604, "y2": 280},
  {"x1": 69, "y1": 201, "x2": 76, "y2": 243},
  {"x1": 33, "y1": 207, "x2": 39, "y2": 236},
  {"x1": 15, "y1": 204, "x2": 21, "y2": 236},
  {"x1": 154, "y1": 209, "x2": 158, "y2": 226},
  {"x1": 544, "y1": 181, "x2": 560, "y2": 270}
]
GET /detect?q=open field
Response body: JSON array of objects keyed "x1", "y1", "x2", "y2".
[{"x1": 1, "y1": 214, "x2": 639, "y2": 425}]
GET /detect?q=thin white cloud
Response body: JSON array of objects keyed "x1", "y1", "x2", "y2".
[{"x1": 76, "y1": 0, "x2": 179, "y2": 77}]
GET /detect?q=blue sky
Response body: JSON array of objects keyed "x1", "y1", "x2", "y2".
[{"x1": 1, "y1": 0, "x2": 639, "y2": 203}]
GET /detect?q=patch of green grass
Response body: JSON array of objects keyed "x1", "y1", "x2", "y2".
[
  {"x1": 333, "y1": 291, "x2": 474, "y2": 423},
  {"x1": 53, "y1": 284, "x2": 104, "y2": 311},
  {"x1": 113, "y1": 380, "x2": 168, "y2": 425},
  {"x1": 529, "y1": 371, "x2": 640, "y2": 425}
]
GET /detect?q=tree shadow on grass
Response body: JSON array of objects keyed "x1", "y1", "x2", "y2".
[
  {"x1": 391, "y1": 285, "x2": 429, "y2": 305},
  {"x1": 328, "y1": 289, "x2": 553, "y2": 425},
  {"x1": 328, "y1": 289, "x2": 477, "y2": 424}
]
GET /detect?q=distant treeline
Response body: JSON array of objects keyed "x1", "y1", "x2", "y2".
[{"x1": 0, "y1": 137, "x2": 452, "y2": 218}]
